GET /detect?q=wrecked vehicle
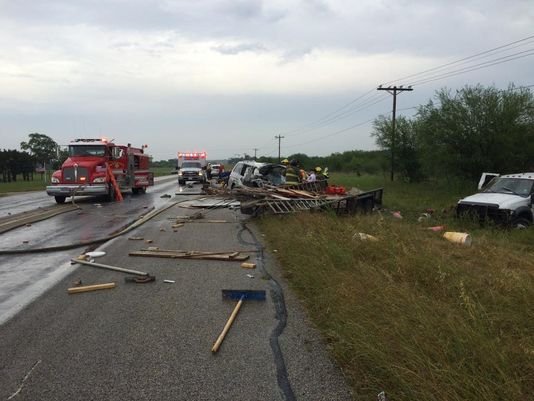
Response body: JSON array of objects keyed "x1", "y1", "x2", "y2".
[
  {"x1": 228, "y1": 161, "x2": 285, "y2": 189},
  {"x1": 457, "y1": 172, "x2": 534, "y2": 228}
]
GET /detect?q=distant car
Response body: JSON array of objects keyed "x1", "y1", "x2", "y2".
[
  {"x1": 228, "y1": 161, "x2": 285, "y2": 189},
  {"x1": 211, "y1": 163, "x2": 224, "y2": 177}
]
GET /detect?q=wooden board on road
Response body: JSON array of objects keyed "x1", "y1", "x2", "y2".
[{"x1": 129, "y1": 249, "x2": 249, "y2": 261}]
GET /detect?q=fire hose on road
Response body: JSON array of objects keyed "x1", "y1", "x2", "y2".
[{"x1": 0, "y1": 200, "x2": 183, "y2": 255}]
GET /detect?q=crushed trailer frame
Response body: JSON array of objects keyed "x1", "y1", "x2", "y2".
[{"x1": 240, "y1": 188, "x2": 383, "y2": 216}]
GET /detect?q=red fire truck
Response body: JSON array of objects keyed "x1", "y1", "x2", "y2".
[{"x1": 46, "y1": 138, "x2": 154, "y2": 204}]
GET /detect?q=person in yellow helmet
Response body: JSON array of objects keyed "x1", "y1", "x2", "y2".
[
  {"x1": 284, "y1": 159, "x2": 301, "y2": 185},
  {"x1": 281, "y1": 159, "x2": 289, "y2": 165},
  {"x1": 315, "y1": 166, "x2": 325, "y2": 181}
]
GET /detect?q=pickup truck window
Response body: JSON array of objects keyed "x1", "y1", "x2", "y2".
[{"x1": 483, "y1": 177, "x2": 533, "y2": 197}]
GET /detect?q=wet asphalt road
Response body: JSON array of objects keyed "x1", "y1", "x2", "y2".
[
  {"x1": 0, "y1": 176, "x2": 181, "y2": 324},
  {"x1": 0, "y1": 182, "x2": 353, "y2": 401}
]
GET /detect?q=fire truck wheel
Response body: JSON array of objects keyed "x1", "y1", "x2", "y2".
[
  {"x1": 132, "y1": 188, "x2": 139, "y2": 195},
  {"x1": 55, "y1": 196, "x2": 66, "y2": 204}
]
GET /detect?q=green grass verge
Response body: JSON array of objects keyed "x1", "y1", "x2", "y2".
[
  {"x1": 0, "y1": 175, "x2": 48, "y2": 194},
  {"x1": 257, "y1": 174, "x2": 533, "y2": 401}
]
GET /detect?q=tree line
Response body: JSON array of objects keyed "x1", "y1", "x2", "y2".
[
  {"x1": 0, "y1": 149, "x2": 35, "y2": 182},
  {"x1": 372, "y1": 84, "x2": 534, "y2": 181},
  {"x1": 0, "y1": 133, "x2": 65, "y2": 182}
]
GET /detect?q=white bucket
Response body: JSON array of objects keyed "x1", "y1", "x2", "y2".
[{"x1": 443, "y1": 232, "x2": 472, "y2": 246}]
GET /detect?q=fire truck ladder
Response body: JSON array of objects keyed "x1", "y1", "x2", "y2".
[
  {"x1": 262, "y1": 198, "x2": 337, "y2": 214},
  {"x1": 106, "y1": 163, "x2": 124, "y2": 202}
]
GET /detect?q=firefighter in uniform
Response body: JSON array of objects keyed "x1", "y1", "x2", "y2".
[
  {"x1": 285, "y1": 160, "x2": 301, "y2": 186},
  {"x1": 315, "y1": 166, "x2": 325, "y2": 181}
]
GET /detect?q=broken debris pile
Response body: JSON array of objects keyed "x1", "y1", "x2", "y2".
[{"x1": 234, "y1": 184, "x2": 383, "y2": 216}]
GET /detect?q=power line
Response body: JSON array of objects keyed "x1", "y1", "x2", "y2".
[
  {"x1": 254, "y1": 34, "x2": 534, "y2": 159},
  {"x1": 283, "y1": 118, "x2": 376, "y2": 150},
  {"x1": 283, "y1": 92, "x2": 390, "y2": 137},
  {"x1": 383, "y1": 34, "x2": 534, "y2": 86},
  {"x1": 279, "y1": 88, "x2": 377, "y2": 136},
  {"x1": 409, "y1": 49, "x2": 534, "y2": 87}
]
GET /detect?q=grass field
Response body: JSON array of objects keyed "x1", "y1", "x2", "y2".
[
  {"x1": 258, "y1": 173, "x2": 533, "y2": 401},
  {"x1": 0, "y1": 174, "x2": 49, "y2": 194}
]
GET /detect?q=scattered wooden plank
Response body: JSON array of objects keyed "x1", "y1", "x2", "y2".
[
  {"x1": 68, "y1": 282, "x2": 116, "y2": 294},
  {"x1": 129, "y1": 250, "x2": 249, "y2": 261},
  {"x1": 241, "y1": 262, "x2": 256, "y2": 269},
  {"x1": 290, "y1": 190, "x2": 317, "y2": 199}
]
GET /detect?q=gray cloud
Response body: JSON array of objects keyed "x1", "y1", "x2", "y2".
[
  {"x1": 212, "y1": 42, "x2": 267, "y2": 55},
  {"x1": 1, "y1": 0, "x2": 533, "y2": 159}
]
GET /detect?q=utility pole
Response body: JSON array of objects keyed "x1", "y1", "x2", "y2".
[
  {"x1": 275, "y1": 135, "x2": 284, "y2": 163},
  {"x1": 377, "y1": 85, "x2": 413, "y2": 181},
  {"x1": 253, "y1": 148, "x2": 258, "y2": 161}
]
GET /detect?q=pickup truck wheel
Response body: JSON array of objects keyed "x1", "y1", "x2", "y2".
[
  {"x1": 511, "y1": 217, "x2": 530, "y2": 229},
  {"x1": 178, "y1": 180, "x2": 185, "y2": 186},
  {"x1": 55, "y1": 196, "x2": 66, "y2": 204}
]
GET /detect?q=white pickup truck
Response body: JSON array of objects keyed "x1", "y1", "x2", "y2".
[{"x1": 456, "y1": 172, "x2": 534, "y2": 228}]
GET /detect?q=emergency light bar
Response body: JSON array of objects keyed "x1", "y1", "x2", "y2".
[
  {"x1": 178, "y1": 152, "x2": 207, "y2": 159},
  {"x1": 73, "y1": 138, "x2": 104, "y2": 143}
]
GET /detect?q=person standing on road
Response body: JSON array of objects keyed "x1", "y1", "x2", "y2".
[{"x1": 206, "y1": 163, "x2": 212, "y2": 180}]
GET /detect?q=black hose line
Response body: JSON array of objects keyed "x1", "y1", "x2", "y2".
[{"x1": 0, "y1": 200, "x2": 182, "y2": 255}]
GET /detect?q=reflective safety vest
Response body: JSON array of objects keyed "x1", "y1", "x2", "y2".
[{"x1": 285, "y1": 167, "x2": 300, "y2": 185}]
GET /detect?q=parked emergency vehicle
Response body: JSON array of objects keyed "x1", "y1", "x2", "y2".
[
  {"x1": 46, "y1": 138, "x2": 154, "y2": 204},
  {"x1": 177, "y1": 152, "x2": 207, "y2": 185}
]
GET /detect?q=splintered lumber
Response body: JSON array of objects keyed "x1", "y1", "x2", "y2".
[
  {"x1": 240, "y1": 262, "x2": 256, "y2": 269},
  {"x1": 129, "y1": 249, "x2": 249, "y2": 261},
  {"x1": 289, "y1": 189, "x2": 317, "y2": 199},
  {"x1": 68, "y1": 282, "x2": 116, "y2": 294},
  {"x1": 270, "y1": 194, "x2": 291, "y2": 200}
]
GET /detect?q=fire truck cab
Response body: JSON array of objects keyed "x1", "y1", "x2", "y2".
[{"x1": 46, "y1": 138, "x2": 154, "y2": 204}]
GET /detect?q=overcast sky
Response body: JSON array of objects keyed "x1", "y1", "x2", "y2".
[{"x1": 0, "y1": 0, "x2": 532, "y2": 160}]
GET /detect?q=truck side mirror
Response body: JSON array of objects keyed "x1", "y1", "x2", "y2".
[{"x1": 111, "y1": 148, "x2": 121, "y2": 159}]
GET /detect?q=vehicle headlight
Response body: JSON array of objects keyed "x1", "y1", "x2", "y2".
[
  {"x1": 178, "y1": 171, "x2": 183, "y2": 176},
  {"x1": 198, "y1": 171, "x2": 203, "y2": 176},
  {"x1": 51, "y1": 177, "x2": 60, "y2": 184},
  {"x1": 93, "y1": 176, "x2": 106, "y2": 183}
]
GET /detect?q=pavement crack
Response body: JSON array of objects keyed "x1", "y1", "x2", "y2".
[
  {"x1": 238, "y1": 223, "x2": 297, "y2": 401},
  {"x1": 7, "y1": 359, "x2": 41, "y2": 400}
]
